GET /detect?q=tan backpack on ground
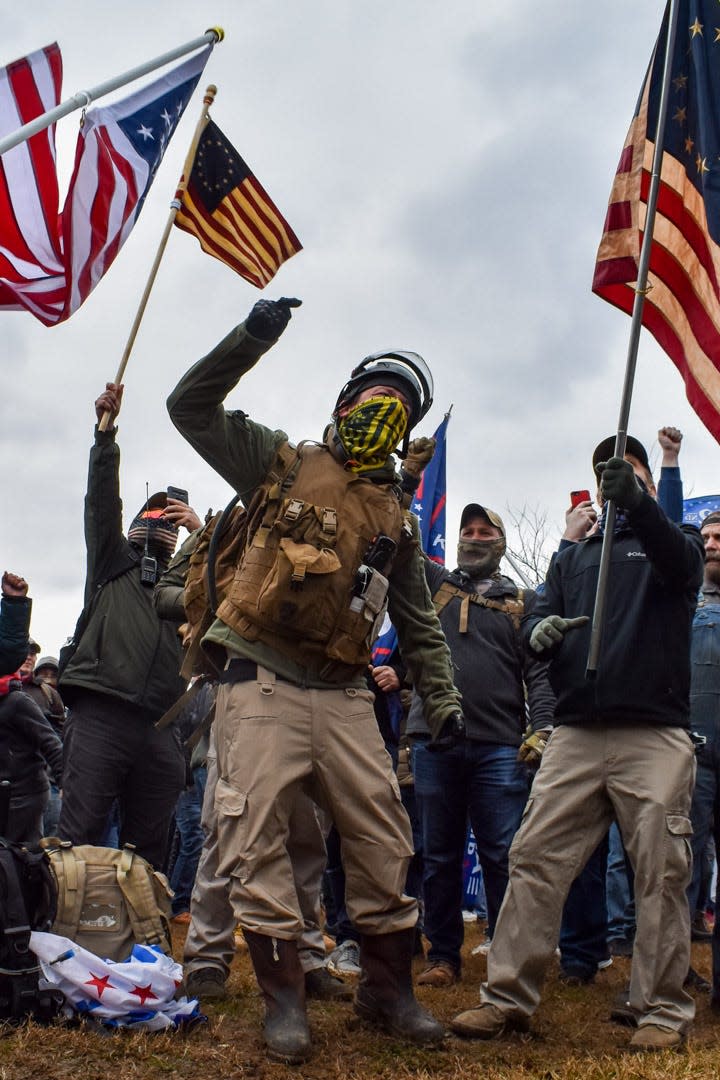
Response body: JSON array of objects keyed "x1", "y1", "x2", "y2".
[{"x1": 40, "y1": 839, "x2": 173, "y2": 962}]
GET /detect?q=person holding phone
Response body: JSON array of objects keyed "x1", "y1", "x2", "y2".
[{"x1": 57, "y1": 384, "x2": 202, "y2": 869}]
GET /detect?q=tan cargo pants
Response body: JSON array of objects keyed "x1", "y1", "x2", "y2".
[
  {"x1": 213, "y1": 667, "x2": 417, "y2": 938},
  {"x1": 481, "y1": 724, "x2": 696, "y2": 1033},
  {"x1": 184, "y1": 730, "x2": 329, "y2": 976}
]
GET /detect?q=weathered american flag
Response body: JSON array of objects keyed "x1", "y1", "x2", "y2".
[
  {"x1": 174, "y1": 118, "x2": 301, "y2": 288},
  {"x1": 593, "y1": 0, "x2": 720, "y2": 441},
  {"x1": 0, "y1": 42, "x2": 212, "y2": 325}
]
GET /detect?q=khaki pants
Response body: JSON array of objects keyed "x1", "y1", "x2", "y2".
[
  {"x1": 214, "y1": 668, "x2": 416, "y2": 938},
  {"x1": 185, "y1": 730, "x2": 329, "y2": 975},
  {"x1": 482, "y1": 724, "x2": 696, "y2": 1033}
]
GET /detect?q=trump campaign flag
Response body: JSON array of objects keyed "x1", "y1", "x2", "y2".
[
  {"x1": 593, "y1": 1, "x2": 720, "y2": 442},
  {"x1": 371, "y1": 413, "x2": 450, "y2": 668},
  {"x1": 0, "y1": 42, "x2": 212, "y2": 325}
]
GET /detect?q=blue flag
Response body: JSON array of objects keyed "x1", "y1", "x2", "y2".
[
  {"x1": 372, "y1": 413, "x2": 450, "y2": 669},
  {"x1": 683, "y1": 494, "x2": 720, "y2": 526}
]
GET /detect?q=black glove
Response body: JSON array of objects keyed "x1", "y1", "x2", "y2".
[
  {"x1": 597, "y1": 456, "x2": 643, "y2": 510},
  {"x1": 427, "y1": 711, "x2": 466, "y2": 753},
  {"x1": 246, "y1": 297, "x2": 302, "y2": 341}
]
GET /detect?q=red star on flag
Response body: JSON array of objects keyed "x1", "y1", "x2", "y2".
[
  {"x1": 84, "y1": 972, "x2": 115, "y2": 998},
  {"x1": 129, "y1": 983, "x2": 158, "y2": 1006}
]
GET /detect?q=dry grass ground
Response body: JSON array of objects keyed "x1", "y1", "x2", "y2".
[{"x1": 1, "y1": 921, "x2": 720, "y2": 1080}]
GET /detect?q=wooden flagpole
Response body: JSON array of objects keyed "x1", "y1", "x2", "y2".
[{"x1": 98, "y1": 84, "x2": 217, "y2": 431}]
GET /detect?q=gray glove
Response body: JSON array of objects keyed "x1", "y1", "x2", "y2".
[
  {"x1": 529, "y1": 614, "x2": 589, "y2": 654},
  {"x1": 597, "y1": 456, "x2": 643, "y2": 510}
]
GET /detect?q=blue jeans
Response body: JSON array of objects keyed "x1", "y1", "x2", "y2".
[
  {"x1": 606, "y1": 821, "x2": 635, "y2": 943},
  {"x1": 559, "y1": 833, "x2": 609, "y2": 977},
  {"x1": 413, "y1": 740, "x2": 529, "y2": 970},
  {"x1": 170, "y1": 767, "x2": 207, "y2": 915}
]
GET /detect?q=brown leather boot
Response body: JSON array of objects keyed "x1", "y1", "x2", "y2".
[
  {"x1": 355, "y1": 929, "x2": 446, "y2": 1045},
  {"x1": 244, "y1": 930, "x2": 312, "y2": 1064}
]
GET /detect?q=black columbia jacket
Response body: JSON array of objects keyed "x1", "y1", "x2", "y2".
[{"x1": 522, "y1": 493, "x2": 704, "y2": 728}]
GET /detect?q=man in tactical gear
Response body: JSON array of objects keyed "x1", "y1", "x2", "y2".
[
  {"x1": 408, "y1": 504, "x2": 553, "y2": 987},
  {"x1": 450, "y1": 452, "x2": 703, "y2": 1053},
  {"x1": 167, "y1": 298, "x2": 463, "y2": 1064}
]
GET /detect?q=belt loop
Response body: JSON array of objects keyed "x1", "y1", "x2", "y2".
[{"x1": 257, "y1": 665, "x2": 276, "y2": 695}]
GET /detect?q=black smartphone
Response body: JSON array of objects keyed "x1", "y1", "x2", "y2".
[{"x1": 166, "y1": 486, "x2": 189, "y2": 504}]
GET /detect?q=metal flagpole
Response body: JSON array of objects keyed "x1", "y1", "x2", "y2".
[
  {"x1": 0, "y1": 28, "x2": 224, "y2": 157},
  {"x1": 97, "y1": 84, "x2": 217, "y2": 432},
  {"x1": 585, "y1": 0, "x2": 680, "y2": 678}
]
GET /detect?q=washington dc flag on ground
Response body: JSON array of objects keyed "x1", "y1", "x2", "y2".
[
  {"x1": 0, "y1": 42, "x2": 211, "y2": 325},
  {"x1": 593, "y1": 1, "x2": 720, "y2": 442}
]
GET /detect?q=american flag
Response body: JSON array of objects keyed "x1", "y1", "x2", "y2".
[
  {"x1": 0, "y1": 42, "x2": 212, "y2": 325},
  {"x1": 593, "y1": 1, "x2": 720, "y2": 442},
  {"x1": 174, "y1": 118, "x2": 301, "y2": 287}
]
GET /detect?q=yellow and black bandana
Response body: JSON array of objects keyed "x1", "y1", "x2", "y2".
[{"x1": 336, "y1": 395, "x2": 408, "y2": 473}]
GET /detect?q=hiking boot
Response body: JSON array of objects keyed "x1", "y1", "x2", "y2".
[
  {"x1": 328, "y1": 940, "x2": 361, "y2": 978},
  {"x1": 691, "y1": 911, "x2": 713, "y2": 942},
  {"x1": 417, "y1": 960, "x2": 458, "y2": 987},
  {"x1": 451, "y1": 1002, "x2": 529, "y2": 1039},
  {"x1": 304, "y1": 965, "x2": 354, "y2": 1001},
  {"x1": 685, "y1": 965, "x2": 711, "y2": 993},
  {"x1": 355, "y1": 929, "x2": 445, "y2": 1045},
  {"x1": 629, "y1": 1024, "x2": 684, "y2": 1052},
  {"x1": 559, "y1": 967, "x2": 595, "y2": 987},
  {"x1": 244, "y1": 930, "x2": 312, "y2": 1064},
  {"x1": 185, "y1": 966, "x2": 228, "y2": 1002}
]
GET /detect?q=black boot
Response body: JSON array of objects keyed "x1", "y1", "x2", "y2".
[
  {"x1": 355, "y1": 929, "x2": 446, "y2": 1045},
  {"x1": 244, "y1": 930, "x2": 312, "y2": 1064}
]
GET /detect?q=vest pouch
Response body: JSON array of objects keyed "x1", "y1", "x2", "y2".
[
  {"x1": 325, "y1": 571, "x2": 389, "y2": 665},
  {"x1": 253, "y1": 540, "x2": 343, "y2": 641}
]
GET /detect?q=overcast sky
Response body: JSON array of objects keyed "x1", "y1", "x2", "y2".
[{"x1": 2, "y1": 0, "x2": 714, "y2": 655}]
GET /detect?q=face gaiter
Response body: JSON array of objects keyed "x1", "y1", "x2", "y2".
[{"x1": 336, "y1": 396, "x2": 408, "y2": 473}]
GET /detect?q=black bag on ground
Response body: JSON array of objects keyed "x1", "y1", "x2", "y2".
[{"x1": 0, "y1": 837, "x2": 64, "y2": 1022}]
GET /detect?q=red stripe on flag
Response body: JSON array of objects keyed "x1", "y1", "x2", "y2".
[{"x1": 604, "y1": 201, "x2": 632, "y2": 233}]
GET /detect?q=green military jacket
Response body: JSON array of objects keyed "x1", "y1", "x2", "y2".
[
  {"x1": 59, "y1": 429, "x2": 186, "y2": 719},
  {"x1": 167, "y1": 322, "x2": 461, "y2": 736}
]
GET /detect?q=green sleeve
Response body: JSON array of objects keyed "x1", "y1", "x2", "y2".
[
  {"x1": 167, "y1": 322, "x2": 289, "y2": 504},
  {"x1": 154, "y1": 529, "x2": 200, "y2": 623},
  {"x1": 387, "y1": 514, "x2": 462, "y2": 739}
]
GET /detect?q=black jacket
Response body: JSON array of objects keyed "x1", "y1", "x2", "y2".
[
  {"x1": 0, "y1": 688, "x2": 63, "y2": 795},
  {"x1": 407, "y1": 563, "x2": 555, "y2": 744},
  {"x1": 522, "y1": 493, "x2": 704, "y2": 727},
  {"x1": 59, "y1": 428, "x2": 185, "y2": 719},
  {"x1": 0, "y1": 595, "x2": 31, "y2": 677}
]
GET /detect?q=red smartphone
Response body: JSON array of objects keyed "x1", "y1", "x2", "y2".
[{"x1": 570, "y1": 489, "x2": 592, "y2": 508}]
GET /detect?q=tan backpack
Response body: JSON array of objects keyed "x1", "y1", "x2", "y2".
[{"x1": 41, "y1": 839, "x2": 172, "y2": 962}]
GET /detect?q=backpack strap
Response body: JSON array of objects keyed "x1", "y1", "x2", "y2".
[
  {"x1": 114, "y1": 846, "x2": 171, "y2": 952},
  {"x1": 432, "y1": 582, "x2": 526, "y2": 632}
]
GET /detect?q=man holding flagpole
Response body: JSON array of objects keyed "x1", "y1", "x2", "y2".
[{"x1": 451, "y1": 452, "x2": 703, "y2": 1052}]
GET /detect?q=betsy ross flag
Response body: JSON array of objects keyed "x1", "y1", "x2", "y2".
[
  {"x1": 0, "y1": 43, "x2": 212, "y2": 325},
  {"x1": 174, "y1": 118, "x2": 301, "y2": 287},
  {"x1": 593, "y1": 1, "x2": 720, "y2": 441},
  {"x1": 372, "y1": 413, "x2": 450, "y2": 668}
]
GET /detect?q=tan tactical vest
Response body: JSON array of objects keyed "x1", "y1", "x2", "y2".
[{"x1": 216, "y1": 440, "x2": 406, "y2": 678}]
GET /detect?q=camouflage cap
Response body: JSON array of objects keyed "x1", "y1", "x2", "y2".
[{"x1": 460, "y1": 503, "x2": 505, "y2": 537}]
